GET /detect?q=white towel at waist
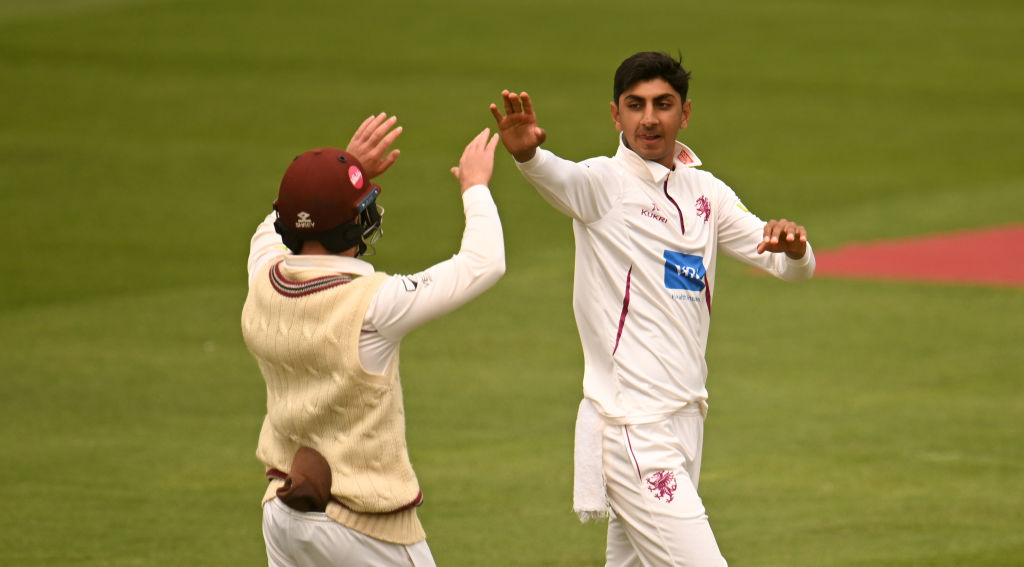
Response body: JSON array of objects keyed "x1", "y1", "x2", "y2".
[{"x1": 573, "y1": 398, "x2": 609, "y2": 522}]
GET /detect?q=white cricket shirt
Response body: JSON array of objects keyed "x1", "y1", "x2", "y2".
[{"x1": 517, "y1": 137, "x2": 814, "y2": 424}]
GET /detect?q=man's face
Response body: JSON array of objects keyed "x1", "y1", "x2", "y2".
[{"x1": 610, "y1": 78, "x2": 691, "y2": 169}]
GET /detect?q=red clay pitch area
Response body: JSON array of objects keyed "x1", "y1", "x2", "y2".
[{"x1": 812, "y1": 224, "x2": 1024, "y2": 288}]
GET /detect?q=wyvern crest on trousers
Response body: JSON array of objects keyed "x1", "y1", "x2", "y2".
[{"x1": 646, "y1": 470, "x2": 678, "y2": 503}]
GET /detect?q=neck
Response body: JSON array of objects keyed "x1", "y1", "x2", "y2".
[{"x1": 299, "y1": 240, "x2": 357, "y2": 257}]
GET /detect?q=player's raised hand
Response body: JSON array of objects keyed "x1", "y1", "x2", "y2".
[
  {"x1": 345, "y1": 113, "x2": 403, "y2": 179},
  {"x1": 757, "y1": 218, "x2": 809, "y2": 259},
  {"x1": 451, "y1": 128, "x2": 500, "y2": 193},
  {"x1": 489, "y1": 90, "x2": 547, "y2": 163}
]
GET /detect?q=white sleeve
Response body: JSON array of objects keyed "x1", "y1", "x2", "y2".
[
  {"x1": 715, "y1": 182, "x2": 816, "y2": 282},
  {"x1": 366, "y1": 184, "x2": 505, "y2": 341},
  {"x1": 247, "y1": 211, "x2": 290, "y2": 286},
  {"x1": 515, "y1": 149, "x2": 615, "y2": 224}
]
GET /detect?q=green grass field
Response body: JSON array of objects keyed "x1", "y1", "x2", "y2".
[{"x1": 2, "y1": 0, "x2": 1022, "y2": 564}]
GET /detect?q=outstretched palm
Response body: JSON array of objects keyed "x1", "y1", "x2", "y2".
[
  {"x1": 345, "y1": 113, "x2": 403, "y2": 179},
  {"x1": 489, "y1": 90, "x2": 547, "y2": 162}
]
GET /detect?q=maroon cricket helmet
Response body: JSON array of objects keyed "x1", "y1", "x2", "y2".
[
  {"x1": 275, "y1": 148, "x2": 381, "y2": 233},
  {"x1": 273, "y1": 148, "x2": 383, "y2": 254}
]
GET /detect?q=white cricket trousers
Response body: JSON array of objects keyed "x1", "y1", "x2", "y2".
[
  {"x1": 603, "y1": 409, "x2": 728, "y2": 567},
  {"x1": 262, "y1": 498, "x2": 436, "y2": 567}
]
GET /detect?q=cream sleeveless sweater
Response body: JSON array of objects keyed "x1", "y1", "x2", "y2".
[{"x1": 241, "y1": 260, "x2": 425, "y2": 544}]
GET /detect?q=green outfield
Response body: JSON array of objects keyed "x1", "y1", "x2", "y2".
[{"x1": 2, "y1": 0, "x2": 1022, "y2": 564}]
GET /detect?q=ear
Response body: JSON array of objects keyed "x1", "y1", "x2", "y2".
[
  {"x1": 680, "y1": 99, "x2": 692, "y2": 130},
  {"x1": 609, "y1": 101, "x2": 623, "y2": 132}
]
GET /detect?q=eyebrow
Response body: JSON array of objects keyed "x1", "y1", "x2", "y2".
[{"x1": 623, "y1": 93, "x2": 678, "y2": 103}]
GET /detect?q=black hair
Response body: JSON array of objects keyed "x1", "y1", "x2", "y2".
[{"x1": 613, "y1": 51, "x2": 691, "y2": 104}]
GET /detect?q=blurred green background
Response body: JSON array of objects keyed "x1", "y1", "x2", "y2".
[{"x1": 1, "y1": 0, "x2": 1021, "y2": 565}]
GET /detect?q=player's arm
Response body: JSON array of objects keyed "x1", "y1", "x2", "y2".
[
  {"x1": 489, "y1": 90, "x2": 612, "y2": 223},
  {"x1": 368, "y1": 129, "x2": 506, "y2": 340},
  {"x1": 716, "y1": 184, "x2": 815, "y2": 282},
  {"x1": 247, "y1": 212, "x2": 289, "y2": 287}
]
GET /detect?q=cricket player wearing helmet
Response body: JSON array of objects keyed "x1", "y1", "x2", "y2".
[
  {"x1": 490, "y1": 52, "x2": 815, "y2": 566},
  {"x1": 242, "y1": 116, "x2": 504, "y2": 566}
]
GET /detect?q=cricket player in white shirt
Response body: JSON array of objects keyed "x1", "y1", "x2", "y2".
[{"x1": 490, "y1": 51, "x2": 815, "y2": 566}]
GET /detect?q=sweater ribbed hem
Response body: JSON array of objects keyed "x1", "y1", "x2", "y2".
[{"x1": 263, "y1": 480, "x2": 426, "y2": 545}]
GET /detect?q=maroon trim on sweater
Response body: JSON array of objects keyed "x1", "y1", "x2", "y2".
[
  {"x1": 269, "y1": 261, "x2": 354, "y2": 298},
  {"x1": 266, "y1": 469, "x2": 424, "y2": 513}
]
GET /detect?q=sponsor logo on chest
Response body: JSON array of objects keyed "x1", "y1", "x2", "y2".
[
  {"x1": 639, "y1": 194, "x2": 712, "y2": 227},
  {"x1": 663, "y1": 250, "x2": 707, "y2": 292},
  {"x1": 640, "y1": 201, "x2": 669, "y2": 224}
]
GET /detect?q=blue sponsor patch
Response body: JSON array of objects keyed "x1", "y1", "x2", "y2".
[{"x1": 663, "y1": 251, "x2": 706, "y2": 291}]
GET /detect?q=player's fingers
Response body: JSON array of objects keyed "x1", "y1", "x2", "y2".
[
  {"x1": 502, "y1": 91, "x2": 516, "y2": 115},
  {"x1": 354, "y1": 114, "x2": 374, "y2": 137},
  {"x1": 370, "y1": 112, "x2": 394, "y2": 131},
  {"x1": 508, "y1": 92, "x2": 524, "y2": 114},
  {"x1": 485, "y1": 132, "x2": 500, "y2": 153},
  {"x1": 780, "y1": 220, "x2": 800, "y2": 242},
  {"x1": 346, "y1": 115, "x2": 373, "y2": 149},
  {"x1": 360, "y1": 113, "x2": 386, "y2": 139},
  {"x1": 776, "y1": 219, "x2": 794, "y2": 242},
  {"x1": 489, "y1": 103, "x2": 504, "y2": 124},
  {"x1": 369, "y1": 115, "x2": 397, "y2": 142},
  {"x1": 380, "y1": 149, "x2": 400, "y2": 168},
  {"x1": 462, "y1": 129, "x2": 485, "y2": 156},
  {"x1": 472, "y1": 127, "x2": 490, "y2": 147},
  {"x1": 521, "y1": 92, "x2": 535, "y2": 116},
  {"x1": 378, "y1": 125, "x2": 403, "y2": 150}
]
